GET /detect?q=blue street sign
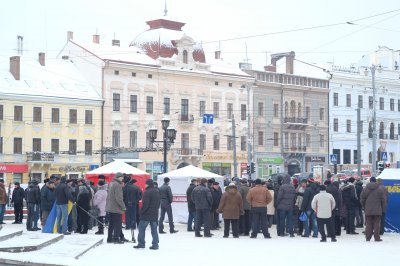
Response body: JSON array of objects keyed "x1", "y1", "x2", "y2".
[
  {"x1": 203, "y1": 114, "x2": 214, "y2": 124},
  {"x1": 381, "y1": 151, "x2": 388, "y2": 161},
  {"x1": 330, "y1": 154, "x2": 337, "y2": 164},
  {"x1": 90, "y1": 165, "x2": 99, "y2": 171}
]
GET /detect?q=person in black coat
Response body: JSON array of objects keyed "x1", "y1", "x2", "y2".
[
  {"x1": 25, "y1": 180, "x2": 41, "y2": 231},
  {"x1": 210, "y1": 182, "x2": 222, "y2": 230},
  {"x1": 341, "y1": 177, "x2": 359, "y2": 234},
  {"x1": 123, "y1": 177, "x2": 142, "y2": 231},
  {"x1": 325, "y1": 180, "x2": 342, "y2": 236},
  {"x1": 158, "y1": 177, "x2": 177, "y2": 234},
  {"x1": 273, "y1": 175, "x2": 283, "y2": 235},
  {"x1": 300, "y1": 179, "x2": 319, "y2": 237},
  {"x1": 76, "y1": 179, "x2": 92, "y2": 234},
  {"x1": 11, "y1": 182, "x2": 25, "y2": 224},
  {"x1": 134, "y1": 179, "x2": 161, "y2": 250},
  {"x1": 186, "y1": 179, "x2": 197, "y2": 231},
  {"x1": 355, "y1": 181, "x2": 364, "y2": 228},
  {"x1": 41, "y1": 180, "x2": 56, "y2": 227}
]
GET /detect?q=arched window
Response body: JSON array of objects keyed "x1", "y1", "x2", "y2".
[
  {"x1": 290, "y1": 100, "x2": 296, "y2": 118},
  {"x1": 183, "y1": 50, "x2": 188, "y2": 64},
  {"x1": 368, "y1": 122, "x2": 372, "y2": 138},
  {"x1": 284, "y1": 101, "x2": 288, "y2": 117},
  {"x1": 390, "y1": 122, "x2": 395, "y2": 139},
  {"x1": 298, "y1": 103, "x2": 302, "y2": 118},
  {"x1": 369, "y1": 152, "x2": 372, "y2": 163},
  {"x1": 379, "y1": 122, "x2": 384, "y2": 138}
]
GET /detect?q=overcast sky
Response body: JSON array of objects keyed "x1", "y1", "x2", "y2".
[{"x1": 1, "y1": 0, "x2": 400, "y2": 70}]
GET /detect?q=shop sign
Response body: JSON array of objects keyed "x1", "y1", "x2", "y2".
[
  {"x1": 257, "y1": 157, "x2": 284, "y2": 165},
  {"x1": 0, "y1": 164, "x2": 28, "y2": 173},
  {"x1": 49, "y1": 165, "x2": 90, "y2": 173}
]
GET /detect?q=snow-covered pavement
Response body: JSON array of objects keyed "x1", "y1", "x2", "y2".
[{"x1": 0, "y1": 222, "x2": 399, "y2": 266}]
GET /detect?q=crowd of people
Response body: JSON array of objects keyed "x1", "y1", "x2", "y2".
[{"x1": 0, "y1": 171, "x2": 389, "y2": 250}]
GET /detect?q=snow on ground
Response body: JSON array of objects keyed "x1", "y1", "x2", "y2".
[{"x1": 0, "y1": 221, "x2": 399, "y2": 266}]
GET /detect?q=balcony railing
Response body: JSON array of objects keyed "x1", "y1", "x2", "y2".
[
  {"x1": 379, "y1": 133, "x2": 388, "y2": 140},
  {"x1": 26, "y1": 152, "x2": 55, "y2": 161},
  {"x1": 284, "y1": 117, "x2": 308, "y2": 124},
  {"x1": 172, "y1": 148, "x2": 203, "y2": 156},
  {"x1": 390, "y1": 134, "x2": 399, "y2": 140},
  {"x1": 179, "y1": 114, "x2": 194, "y2": 123},
  {"x1": 284, "y1": 146, "x2": 307, "y2": 152}
]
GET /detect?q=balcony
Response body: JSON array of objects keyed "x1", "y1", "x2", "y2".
[
  {"x1": 379, "y1": 133, "x2": 388, "y2": 140},
  {"x1": 284, "y1": 117, "x2": 308, "y2": 130},
  {"x1": 172, "y1": 148, "x2": 203, "y2": 158},
  {"x1": 390, "y1": 134, "x2": 399, "y2": 140},
  {"x1": 179, "y1": 114, "x2": 194, "y2": 124},
  {"x1": 26, "y1": 152, "x2": 55, "y2": 162},
  {"x1": 283, "y1": 146, "x2": 307, "y2": 152}
]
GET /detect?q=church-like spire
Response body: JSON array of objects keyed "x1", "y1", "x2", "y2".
[{"x1": 164, "y1": 0, "x2": 168, "y2": 16}]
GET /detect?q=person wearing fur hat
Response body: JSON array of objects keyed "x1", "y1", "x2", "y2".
[
  {"x1": 134, "y1": 179, "x2": 161, "y2": 250},
  {"x1": 159, "y1": 177, "x2": 177, "y2": 234},
  {"x1": 217, "y1": 182, "x2": 243, "y2": 238},
  {"x1": 246, "y1": 178, "x2": 273, "y2": 238},
  {"x1": 76, "y1": 179, "x2": 92, "y2": 234},
  {"x1": 192, "y1": 178, "x2": 213, "y2": 237},
  {"x1": 25, "y1": 179, "x2": 41, "y2": 231}
]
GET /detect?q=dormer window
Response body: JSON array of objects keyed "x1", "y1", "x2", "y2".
[{"x1": 183, "y1": 50, "x2": 188, "y2": 64}]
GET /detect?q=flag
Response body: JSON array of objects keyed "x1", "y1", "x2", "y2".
[{"x1": 42, "y1": 201, "x2": 74, "y2": 233}]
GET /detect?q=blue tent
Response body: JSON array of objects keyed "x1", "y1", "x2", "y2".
[{"x1": 378, "y1": 169, "x2": 400, "y2": 233}]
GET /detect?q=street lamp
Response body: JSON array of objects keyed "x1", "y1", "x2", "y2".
[
  {"x1": 364, "y1": 64, "x2": 382, "y2": 177},
  {"x1": 149, "y1": 117, "x2": 177, "y2": 173}
]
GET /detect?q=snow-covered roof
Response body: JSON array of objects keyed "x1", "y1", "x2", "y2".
[
  {"x1": 158, "y1": 165, "x2": 223, "y2": 179},
  {"x1": 69, "y1": 40, "x2": 159, "y2": 66},
  {"x1": 132, "y1": 28, "x2": 185, "y2": 49},
  {"x1": 86, "y1": 160, "x2": 148, "y2": 175},
  {"x1": 207, "y1": 58, "x2": 251, "y2": 77},
  {"x1": 0, "y1": 54, "x2": 102, "y2": 101}
]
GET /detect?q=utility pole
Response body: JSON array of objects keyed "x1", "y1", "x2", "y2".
[
  {"x1": 247, "y1": 84, "x2": 252, "y2": 179},
  {"x1": 357, "y1": 108, "x2": 361, "y2": 178},
  {"x1": 371, "y1": 66, "x2": 377, "y2": 176},
  {"x1": 232, "y1": 114, "x2": 238, "y2": 178}
]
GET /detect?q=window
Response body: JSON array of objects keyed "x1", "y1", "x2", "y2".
[
  {"x1": 146, "y1": 132, "x2": 151, "y2": 148},
  {"x1": 200, "y1": 134, "x2": 206, "y2": 151},
  {"x1": 258, "y1": 102, "x2": 264, "y2": 116},
  {"x1": 398, "y1": 100, "x2": 400, "y2": 112},
  {"x1": 359, "y1": 120, "x2": 363, "y2": 133},
  {"x1": 227, "y1": 136, "x2": 232, "y2": 150},
  {"x1": 163, "y1": 97, "x2": 170, "y2": 115},
  {"x1": 85, "y1": 140, "x2": 92, "y2": 155},
  {"x1": 131, "y1": 72, "x2": 136, "y2": 77},
  {"x1": 227, "y1": 103, "x2": 233, "y2": 119},
  {"x1": 284, "y1": 133, "x2": 289, "y2": 148},
  {"x1": 0, "y1": 105, "x2": 3, "y2": 120},
  {"x1": 181, "y1": 99, "x2": 189, "y2": 121},
  {"x1": 354, "y1": 150, "x2": 359, "y2": 164},
  {"x1": 333, "y1": 149, "x2": 341, "y2": 164},
  {"x1": 290, "y1": 133, "x2": 296, "y2": 149},
  {"x1": 306, "y1": 106, "x2": 310, "y2": 121},
  {"x1": 214, "y1": 81, "x2": 219, "y2": 86},
  {"x1": 85, "y1": 110, "x2": 93, "y2": 124},
  {"x1": 183, "y1": 50, "x2": 188, "y2": 64},
  {"x1": 358, "y1": 95, "x2": 363, "y2": 108},
  {"x1": 51, "y1": 139, "x2": 59, "y2": 154},
  {"x1": 148, "y1": 74, "x2": 152, "y2": 79},
  {"x1": 32, "y1": 138, "x2": 41, "y2": 152},
  {"x1": 240, "y1": 136, "x2": 246, "y2": 151},
  {"x1": 298, "y1": 133, "x2": 302, "y2": 149},
  {"x1": 274, "y1": 104, "x2": 279, "y2": 118},
  {"x1": 334, "y1": 118, "x2": 338, "y2": 132},
  {"x1": 0, "y1": 137, "x2": 2, "y2": 153},
  {"x1": 228, "y1": 83, "x2": 233, "y2": 87},
  {"x1": 258, "y1": 131, "x2": 264, "y2": 146},
  {"x1": 199, "y1": 101, "x2": 206, "y2": 117},
  {"x1": 379, "y1": 122, "x2": 384, "y2": 138},
  {"x1": 390, "y1": 99, "x2": 394, "y2": 111},
  {"x1": 181, "y1": 133, "x2": 189, "y2": 153},
  {"x1": 52, "y1": 108, "x2": 60, "y2": 123},
  {"x1": 346, "y1": 94, "x2": 351, "y2": 107},
  {"x1": 333, "y1": 93, "x2": 338, "y2": 106},
  {"x1": 290, "y1": 101, "x2": 296, "y2": 117},
  {"x1": 368, "y1": 122, "x2": 373, "y2": 138},
  {"x1": 398, "y1": 123, "x2": 400, "y2": 135},
  {"x1": 69, "y1": 109, "x2": 77, "y2": 124},
  {"x1": 130, "y1": 131, "x2": 137, "y2": 148},
  {"x1": 379, "y1": 97, "x2": 384, "y2": 110},
  {"x1": 14, "y1": 106, "x2": 23, "y2": 121},
  {"x1": 113, "y1": 93, "x2": 120, "y2": 111},
  {"x1": 114, "y1": 70, "x2": 119, "y2": 75},
  {"x1": 320, "y1": 134, "x2": 324, "y2": 148},
  {"x1": 213, "y1": 102, "x2": 219, "y2": 118},
  {"x1": 343, "y1": 149, "x2": 351, "y2": 164},
  {"x1": 146, "y1": 96, "x2": 153, "y2": 114},
  {"x1": 241, "y1": 104, "x2": 246, "y2": 120},
  {"x1": 284, "y1": 102, "x2": 288, "y2": 117},
  {"x1": 31, "y1": 107, "x2": 42, "y2": 122},
  {"x1": 390, "y1": 123, "x2": 395, "y2": 139},
  {"x1": 347, "y1": 119, "x2": 351, "y2": 133},
  {"x1": 369, "y1": 96, "x2": 373, "y2": 109},
  {"x1": 306, "y1": 134, "x2": 311, "y2": 147},
  {"x1": 213, "y1": 135, "x2": 220, "y2": 150},
  {"x1": 274, "y1": 132, "x2": 279, "y2": 146},
  {"x1": 69, "y1": 139, "x2": 77, "y2": 154},
  {"x1": 320, "y1": 108, "x2": 324, "y2": 120},
  {"x1": 130, "y1": 95, "x2": 137, "y2": 113},
  {"x1": 112, "y1": 130, "x2": 120, "y2": 147},
  {"x1": 14, "y1": 137, "x2": 22, "y2": 154},
  {"x1": 298, "y1": 103, "x2": 302, "y2": 118}
]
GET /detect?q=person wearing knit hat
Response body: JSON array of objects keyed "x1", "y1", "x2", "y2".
[
  {"x1": 341, "y1": 175, "x2": 358, "y2": 235},
  {"x1": 11, "y1": 182, "x2": 24, "y2": 224},
  {"x1": 159, "y1": 176, "x2": 177, "y2": 234},
  {"x1": 191, "y1": 177, "x2": 213, "y2": 238},
  {"x1": 134, "y1": 179, "x2": 161, "y2": 250}
]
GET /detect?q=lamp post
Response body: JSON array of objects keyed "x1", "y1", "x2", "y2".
[
  {"x1": 149, "y1": 117, "x2": 177, "y2": 174},
  {"x1": 364, "y1": 65, "x2": 381, "y2": 177}
]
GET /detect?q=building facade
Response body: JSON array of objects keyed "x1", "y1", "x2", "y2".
[
  {"x1": 245, "y1": 52, "x2": 330, "y2": 178},
  {"x1": 328, "y1": 46, "x2": 400, "y2": 172},
  {"x1": 0, "y1": 54, "x2": 102, "y2": 184}
]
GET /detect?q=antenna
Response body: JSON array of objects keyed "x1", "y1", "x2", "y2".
[
  {"x1": 245, "y1": 42, "x2": 248, "y2": 63},
  {"x1": 164, "y1": 0, "x2": 168, "y2": 16}
]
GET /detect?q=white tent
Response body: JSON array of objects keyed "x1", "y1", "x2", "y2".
[
  {"x1": 158, "y1": 165, "x2": 224, "y2": 223},
  {"x1": 86, "y1": 160, "x2": 148, "y2": 175}
]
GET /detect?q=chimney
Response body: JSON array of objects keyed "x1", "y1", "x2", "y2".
[
  {"x1": 264, "y1": 65, "x2": 276, "y2": 72},
  {"x1": 215, "y1": 51, "x2": 221, "y2": 59},
  {"x1": 286, "y1": 51, "x2": 295, "y2": 74},
  {"x1": 10, "y1": 56, "x2": 21, "y2": 80},
  {"x1": 112, "y1": 39, "x2": 120, "y2": 46},
  {"x1": 38, "y1": 52, "x2": 45, "y2": 66},
  {"x1": 93, "y1": 34, "x2": 100, "y2": 44},
  {"x1": 67, "y1": 31, "x2": 74, "y2": 41}
]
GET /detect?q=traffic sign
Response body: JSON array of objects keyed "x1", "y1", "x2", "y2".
[
  {"x1": 381, "y1": 151, "x2": 388, "y2": 161},
  {"x1": 203, "y1": 114, "x2": 214, "y2": 124},
  {"x1": 330, "y1": 154, "x2": 337, "y2": 164}
]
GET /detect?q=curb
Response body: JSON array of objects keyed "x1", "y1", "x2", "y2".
[
  {"x1": 74, "y1": 238, "x2": 103, "y2": 259},
  {"x1": 0, "y1": 230, "x2": 23, "y2": 242},
  {"x1": 0, "y1": 235, "x2": 64, "y2": 253}
]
